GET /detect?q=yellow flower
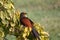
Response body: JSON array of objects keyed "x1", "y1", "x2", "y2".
[{"x1": 24, "y1": 27, "x2": 28, "y2": 32}]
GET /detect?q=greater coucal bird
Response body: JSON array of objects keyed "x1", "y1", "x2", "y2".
[{"x1": 20, "y1": 12, "x2": 40, "y2": 40}]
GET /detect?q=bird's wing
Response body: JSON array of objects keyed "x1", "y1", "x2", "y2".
[
  {"x1": 20, "y1": 17, "x2": 33, "y2": 27},
  {"x1": 28, "y1": 18, "x2": 34, "y2": 25}
]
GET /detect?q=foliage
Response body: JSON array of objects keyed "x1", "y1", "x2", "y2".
[{"x1": 0, "y1": 0, "x2": 49, "y2": 40}]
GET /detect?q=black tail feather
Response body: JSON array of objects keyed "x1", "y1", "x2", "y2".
[{"x1": 32, "y1": 28, "x2": 40, "y2": 40}]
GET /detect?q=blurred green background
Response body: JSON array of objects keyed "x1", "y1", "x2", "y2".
[{"x1": 13, "y1": 0, "x2": 60, "y2": 40}]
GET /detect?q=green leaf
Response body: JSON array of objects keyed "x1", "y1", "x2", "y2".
[
  {"x1": 5, "y1": 34, "x2": 16, "y2": 40},
  {"x1": 0, "y1": 27, "x2": 4, "y2": 38}
]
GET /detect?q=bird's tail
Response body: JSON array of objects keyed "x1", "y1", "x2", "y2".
[{"x1": 32, "y1": 27, "x2": 40, "y2": 40}]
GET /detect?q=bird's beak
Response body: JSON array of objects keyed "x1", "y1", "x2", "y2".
[{"x1": 24, "y1": 14, "x2": 27, "y2": 17}]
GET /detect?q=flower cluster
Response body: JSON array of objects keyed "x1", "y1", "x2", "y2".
[{"x1": 0, "y1": 0, "x2": 49, "y2": 40}]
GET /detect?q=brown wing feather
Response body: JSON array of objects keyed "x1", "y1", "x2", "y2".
[{"x1": 20, "y1": 17, "x2": 33, "y2": 27}]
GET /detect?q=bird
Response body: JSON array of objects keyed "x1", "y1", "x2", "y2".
[{"x1": 20, "y1": 12, "x2": 40, "y2": 40}]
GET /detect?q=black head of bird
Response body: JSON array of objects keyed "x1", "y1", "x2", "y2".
[{"x1": 20, "y1": 12, "x2": 27, "y2": 18}]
